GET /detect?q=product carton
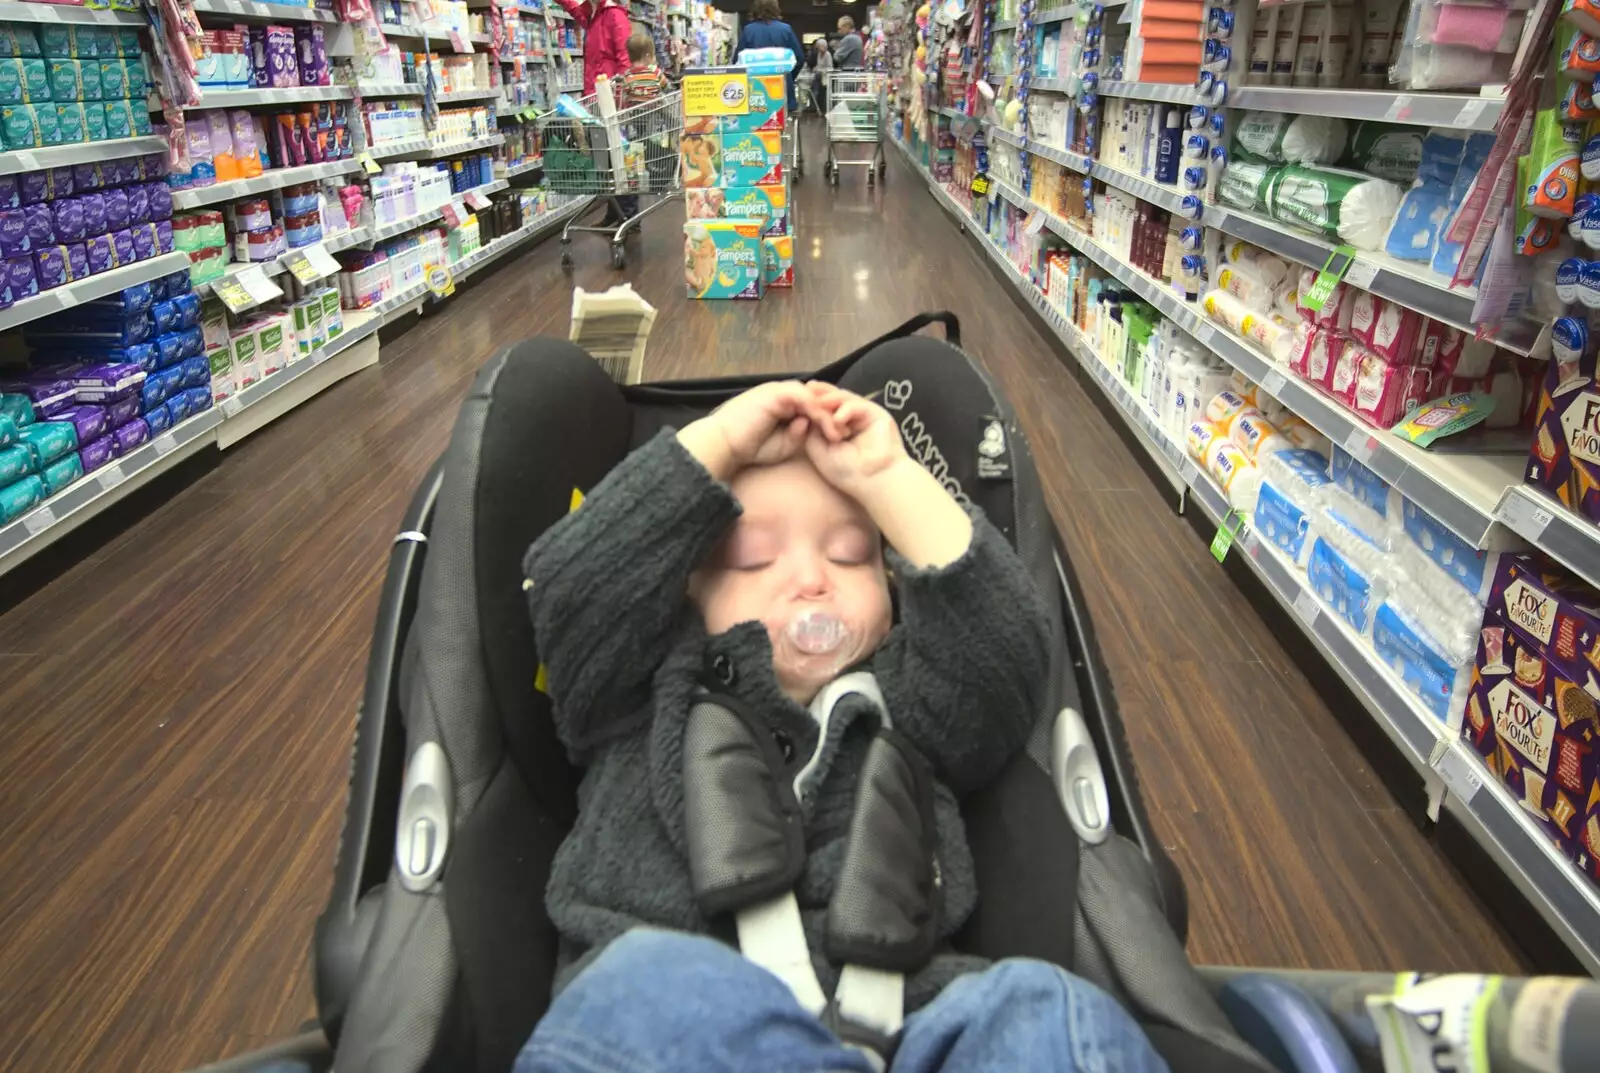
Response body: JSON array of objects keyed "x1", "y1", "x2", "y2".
[{"x1": 684, "y1": 220, "x2": 764, "y2": 299}]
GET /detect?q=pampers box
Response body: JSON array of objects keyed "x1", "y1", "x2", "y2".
[
  {"x1": 762, "y1": 235, "x2": 792, "y2": 288},
  {"x1": 719, "y1": 130, "x2": 782, "y2": 187},
  {"x1": 721, "y1": 73, "x2": 785, "y2": 134},
  {"x1": 685, "y1": 220, "x2": 764, "y2": 300},
  {"x1": 723, "y1": 184, "x2": 788, "y2": 236}
]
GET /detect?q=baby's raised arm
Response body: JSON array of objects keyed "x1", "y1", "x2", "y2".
[
  {"x1": 523, "y1": 382, "x2": 834, "y2": 759},
  {"x1": 806, "y1": 385, "x2": 1051, "y2": 792}
]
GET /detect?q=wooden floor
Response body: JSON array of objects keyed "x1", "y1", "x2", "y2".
[{"x1": 0, "y1": 121, "x2": 1528, "y2": 1073}]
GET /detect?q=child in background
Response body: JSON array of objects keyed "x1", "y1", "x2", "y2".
[{"x1": 619, "y1": 31, "x2": 672, "y2": 202}]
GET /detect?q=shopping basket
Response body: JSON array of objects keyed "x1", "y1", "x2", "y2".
[
  {"x1": 537, "y1": 88, "x2": 683, "y2": 270},
  {"x1": 824, "y1": 71, "x2": 887, "y2": 186}
]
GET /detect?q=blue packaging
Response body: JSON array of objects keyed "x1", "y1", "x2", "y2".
[
  {"x1": 39, "y1": 451, "x2": 82, "y2": 495},
  {"x1": 180, "y1": 385, "x2": 212, "y2": 414},
  {"x1": 1372, "y1": 602, "x2": 1470, "y2": 721},
  {"x1": 1254, "y1": 481, "x2": 1315, "y2": 564},
  {"x1": 178, "y1": 354, "x2": 209, "y2": 389},
  {"x1": 0, "y1": 175, "x2": 16, "y2": 208},
  {"x1": 1306, "y1": 535, "x2": 1380, "y2": 634},
  {"x1": 143, "y1": 399, "x2": 171, "y2": 433},
  {"x1": 175, "y1": 325, "x2": 202, "y2": 359},
  {"x1": 0, "y1": 410, "x2": 13, "y2": 448},
  {"x1": 162, "y1": 269, "x2": 190, "y2": 296},
  {"x1": 150, "y1": 298, "x2": 177, "y2": 334},
  {"x1": 170, "y1": 291, "x2": 200, "y2": 328},
  {"x1": 153, "y1": 364, "x2": 184, "y2": 400},
  {"x1": 1329, "y1": 446, "x2": 1395, "y2": 518},
  {"x1": 26, "y1": 314, "x2": 153, "y2": 347},
  {"x1": 139, "y1": 369, "x2": 170, "y2": 410},
  {"x1": 165, "y1": 387, "x2": 194, "y2": 421},
  {"x1": 152, "y1": 331, "x2": 185, "y2": 368},
  {"x1": 0, "y1": 474, "x2": 44, "y2": 523},
  {"x1": 0, "y1": 442, "x2": 31, "y2": 484},
  {"x1": 1399, "y1": 498, "x2": 1497, "y2": 598}
]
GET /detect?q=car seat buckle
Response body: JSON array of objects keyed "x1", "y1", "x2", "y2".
[
  {"x1": 395, "y1": 741, "x2": 452, "y2": 892},
  {"x1": 823, "y1": 1001, "x2": 900, "y2": 1072},
  {"x1": 1051, "y1": 708, "x2": 1110, "y2": 846}
]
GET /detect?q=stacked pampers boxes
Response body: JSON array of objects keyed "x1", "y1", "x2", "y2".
[{"x1": 680, "y1": 67, "x2": 793, "y2": 299}]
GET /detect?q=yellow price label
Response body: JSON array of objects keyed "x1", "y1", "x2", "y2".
[
  {"x1": 284, "y1": 252, "x2": 322, "y2": 284},
  {"x1": 213, "y1": 278, "x2": 253, "y2": 312},
  {"x1": 682, "y1": 71, "x2": 750, "y2": 116},
  {"x1": 425, "y1": 261, "x2": 455, "y2": 298},
  {"x1": 359, "y1": 152, "x2": 380, "y2": 176}
]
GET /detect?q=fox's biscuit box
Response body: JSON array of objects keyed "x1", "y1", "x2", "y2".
[
  {"x1": 720, "y1": 130, "x2": 783, "y2": 187},
  {"x1": 685, "y1": 220, "x2": 765, "y2": 300},
  {"x1": 723, "y1": 184, "x2": 789, "y2": 235},
  {"x1": 722, "y1": 73, "x2": 786, "y2": 133},
  {"x1": 1462, "y1": 555, "x2": 1600, "y2": 864},
  {"x1": 762, "y1": 235, "x2": 793, "y2": 287},
  {"x1": 1528, "y1": 348, "x2": 1600, "y2": 525}
]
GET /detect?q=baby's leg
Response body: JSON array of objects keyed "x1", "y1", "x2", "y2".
[
  {"x1": 514, "y1": 929, "x2": 875, "y2": 1073},
  {"x1": 892, "y1": 960, "x2": 1169, "y2": 1073}
]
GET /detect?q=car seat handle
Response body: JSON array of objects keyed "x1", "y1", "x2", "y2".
[{"x1": 1051, "y1": 707, "x2": 1110, "y2": 846}]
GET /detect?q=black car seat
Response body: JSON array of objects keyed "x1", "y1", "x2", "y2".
[{"x1": 314, "y1": 314, "x2": 1266, "y2": 1073}]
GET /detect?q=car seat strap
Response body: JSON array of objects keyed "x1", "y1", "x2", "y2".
[
  {"x1": 735, "y1": 892, "x2": 829, "y2": 1015},
  {"x1": 795, "y1": 671, "x2": 891, "y2": 800}
]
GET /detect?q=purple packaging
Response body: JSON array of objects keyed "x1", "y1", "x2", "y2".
[
  {"x1": 0, "y1": 175, "x2": 16, "y2": 209},
  {"x1": 72, "y1": 362, "x2": 146, "y2": 402},
  {"x1": 64, "y1": 242, "x2": 87, "y2": 281},
  {"x1": 266, "y1": 26, "x2": 298, "y2": 89},
  {"x1": 248, "y1": 26, "x2": 269, "y2": 88},
  {"x1": 130, "y1": 222, "x2": 154, "y2": 260},
  {"x1": 107, "y1": 394, "x2": 139, "y2": 427},
  {"x1": 102, "y1": 186, "x2": 128, "y2": 231},
  {"x1": 126, "y1": 183, "x2": 149, "y2": 225},
  {"x1": 84, "y1": 232, "x2": 112, "y2": 275},
  {"x1": 33, "y1": 245, "x2": 66, "y2": 289},
  {"x1": 111, "y1": 416, "x2": 147, "y2": 453},
  {"x1": 72, "y1": 162, "x2": 101, "y2": 191},
  {"x1": 79, "y1": 191, "x2": 104, "y2": 235},
  {"x1": 18, "y1": 171, "x2": 47, "y2": 206},
  {"x1": 49, "y1": 198, "x2": 85, "y2": 244},
  {"x1": 23, "y1": 203, "x2": 51, "y2": 246},
  {"x1": 0, "y1": 209, "x2": 28, "y2": 255},
  {"x1": 146, "y1": 181, "x2": 171, "y2": 221},
  {"x1": 47, "y1": 167, "x2": 72, "y2": 199},
  {"x1": 0, "y1": 377, "x2": 75, "y2": 417},
  {"x1": 59, "y1": 404, "x2": 108, "y2": 445},
  {"x1": 109, "y1": 228, "x2": 132, "y2": 267},
  {"x1": 143, "y1": 400, "x2": 171, "y2": 434},
  {"x1": 79, "y1": 433, "x2": 113, "y2": 472},
  {"x1": 6, "y1": 254, "x2": 37, "y2": 300},
  {"x1": 155, "y1": 219, "x2": 173, "y2": 253},
  {"x1": 295, "y1": 26, "x2": 329, "y2": 87}
]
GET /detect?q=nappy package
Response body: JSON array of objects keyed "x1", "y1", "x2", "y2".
[
  {"x1": 684, "y1": 220, "x2": 764, "y2": 300},
  {"x1": 687, "y1": 184, "x2": 788, "y2": 236},
  {"x1": 718, "y1": 130, "x2": 783, "y2": 187},
  {"x1": 762, "y1": 235, "x2": 792, "y2": 288},
  {"x1": 721, "y1": 73, "x2": 785, "y2": 134}
]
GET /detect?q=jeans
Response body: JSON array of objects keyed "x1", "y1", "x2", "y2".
[{"x1": 513, "y1": 930, "x2": 1170, "y2": 1073}]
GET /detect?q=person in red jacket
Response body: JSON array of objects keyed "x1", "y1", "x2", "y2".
[{"x1": 558, "y1": 0, "x2": 631, "y2": 97}]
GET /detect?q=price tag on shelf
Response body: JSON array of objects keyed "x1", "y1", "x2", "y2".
[
  {"x1": 1429, "y1": 741, "x2": 1482, "y2": 805},
  {"x1": 1456, "y1": 98, "x2": 1490, "y2": 128},
  {"x1": 55, "y1": 287, "x2": 79, "y2": 309},
  {"x1": 222, "y1": 396, "x2": 243, "y2": 417},
  {"x1": 1292, "y1": 589, "x2": 1319, "y2": 627},
  {"x1": 237, "y1": 264, "x2": 284, "y2": 304},
  {"x1": 441, "y1": 200, "x2": 467, "y2": 228},
  {"x1": 21, "y1": 504, "x2": 56, "y2": 537},
  {"x1": 213, "y1": 276, "x2": 255, "y2": 312},
  {"x1": 13, "y1": 150, "x2": 37, "y2": 170},
  {"x1": 283, "y1": 248, "x2": 323, "y2": 285},
  {"x1": 970, "y1": 173, "x2": 992, "y2": 198},
  {"x1": 1500, "y1": 491, "x2": 1554, "y2": 541},
  {"x1": 1382, "y1": 94, "x2": 1416, "y2": 122},
  {"x1": 306, "y1": 243, "x2": 342, "y2": 277},
  {"x1": 1344, "y1": 260, "x2": 1379, "y2": 289},
  {"x1": 359, "y1": 152, "x2": 381, "y2": 176},
  {"x1": 465, "y1": 190, "x2": 492, "y2": 211},
  {"x1": 96, "y1": 462, "x2": 125, "y2": 492},
  {"x1": 1342, "y1": 427, "x2": 1377, "y2": 464},
  {"x1": 1024, "y1": 211, "x2": 1047, "y2": 236},
  {"x1": 153, "y1": 432, "x2": 177, "y2": 457},
  {"x1": 1242, "y1": 528, "x2": 1260, "y2": 559},
  {"x1": 1261, "y1": 370, "x2": 1287, "y2": 397},
  {"x1": 1196, "y1": 322, "x2": 1216, "y2": 347}
]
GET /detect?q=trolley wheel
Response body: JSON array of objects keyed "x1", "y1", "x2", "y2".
[
  {"x1": 611, "y1": 244, "x2": 626, "y2": 270},
  {"x1": 879, "y1": 161, "x2": 888, "y2": 180},
  {"x1": 831, "y1": 167, "x2": 840, "y2": 187},
  {"x1": 868, "y1": 172, "x2": 875, "y2": 188},
  {"x1": 561, "y1": 250, "x2": 574, "y2": 271}
]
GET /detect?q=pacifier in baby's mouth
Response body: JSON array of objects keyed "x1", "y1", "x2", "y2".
[{"x1": 787, "y1": 609, "x2": 850, "y2": 655}]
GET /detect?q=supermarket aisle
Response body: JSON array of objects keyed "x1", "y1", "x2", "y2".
[{"x1": 0, "y1": 121, "x2": 1523, "y2": 1073}]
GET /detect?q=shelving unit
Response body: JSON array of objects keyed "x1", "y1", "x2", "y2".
[
  {"x1": 169, "y1": 159, "x2": 366, "y2": 211},
  {"x1": 892, "y1": 138, "x2": 1600, "y2": 975},
  {"x1": 167, "y1": 86, "x2": 354, "y2": 110},
  {"x1": 190, "y1": 0, "x2": 338, "y2": 22},
  {"x1": 0, "y1": 1, "x2": 142, "y2": 24},
  {"x1": 0, "y1": 252, "x2": 192, "y2": 334},
  {"x1": 0, "y1": 136, "x2": 167, "y2": 177}
]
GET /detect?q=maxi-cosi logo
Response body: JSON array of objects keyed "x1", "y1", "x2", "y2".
[
  {"x1": 881, "y1": 379, "x2": 970, "y2": 506},
  {"x1": 1503, "y1": 577, "x2": 1557, "y2": 646}
]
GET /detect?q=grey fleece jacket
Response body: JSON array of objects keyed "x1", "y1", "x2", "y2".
[{"x1": 523, "y1": 430, "x2": 1051, "y2": 1009}]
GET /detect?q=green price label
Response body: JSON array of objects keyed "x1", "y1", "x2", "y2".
[
  {"x1": 1210, "y1": 509, "x2": 1245, "y2": 563},
  {"x1": 1299, "y1": 244, "x2": 1357, "y2": 313}
]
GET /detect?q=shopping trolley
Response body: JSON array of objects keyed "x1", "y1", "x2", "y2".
[
  {"x1": 539, "y1": 89, "x2": 682, "y2": 270},
  {"x1": 824, "y1": 71, "x2": 887, "y2": 186},
  {"x1": 785, "y1": 113, "x2": 803, "y2": 182}
]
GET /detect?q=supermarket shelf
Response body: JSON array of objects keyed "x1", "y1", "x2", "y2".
[
  {"x1": 357, "y1": 82, "x2": 425, "y2": 97},
  {"x1": 444, "y1": 196, "x2": 589, "y2": 285},
  {"x1": 192, "y1": 226, "x2": 366, "y2": 304},
  {"x1": 502, "y1": 157, "x2": 544, "y2": 179},
  {"x1": 170, "y1": 86, "x2": 354, "y2": 110},
  {"x1": 360, "y1": 181, "x2": 508, "y2": 245},
  {"x1": 0, "y1": 251, "x2": 191, "y2": 334},
  {"x1": 1099, "y1": 80, "x2": 1200, "y2": 105},
  {"x1": 0, "y1": 408, "x2": 222, "y2": 578},
  {"x1": 0, "y1": 136, "x2": 167, "y2": 177},
  {"x1": 1498, "y1": 485, "x2": 1600, "y2": 592},
  {"x1": 0, "y1": 2, "x2": 143, "y2": 24},
  {"x1": 170, "y1": 158, "x2": 363, "y2": 210},
  {"x1": 382, "y1": 22, "x2": 492, "y2": 44},
  {"x1": 1030, "y1": 77, "x2": 1077, "y2": 95},
  {"x1": 369, "y1": 135, "x2": 430, "y2": 160},
  {"x1": 438, "y1": 88, "x2": 502, "y2": 104},
  {"x1": 895, "y1": 136, "x2": 1600, "y2": 975},
  {"x1": 222, "y1": 309, "x2": 382, "y2": 419},
  {"x1": 1228, "y1": 86, "x2": 1503, "y2": 132},
  {"x1": 192, "y1": 0, "x2": 338, "y2": 21},
  {"x1": 417, "y1": 133, "x2": 505, "y2": 158}
]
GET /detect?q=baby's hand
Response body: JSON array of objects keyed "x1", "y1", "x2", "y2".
[
  {"x1": 803, "y1": 383, "x2": 909, "y2": 496},
  {"x1": 678, "y1": 381, "x2": 822, "y2": 480}
]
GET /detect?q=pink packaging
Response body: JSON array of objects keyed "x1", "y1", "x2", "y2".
[
  {"x1": 1301, "y1": 329, "x2": 1342, "y2": 390},
  {"x1": 1352, "y1": 354, "x2": 1431, "y2": 427},
  {"x1": 1330, "y1": 339, "x2": 1365, "y2": 403},
  {"x1": 1287, "y1": 323, "x2": 1317, "y2": 378},
  {"x1": 1297, "y1": 266, "x2": 1356, "y2": 331},
  {"x1": 1350, "y1": 292, "x2": 1424, "y2": 364}
]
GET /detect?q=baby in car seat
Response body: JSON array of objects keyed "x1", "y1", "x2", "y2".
[{"x1": 520, "y1": 381, "x2": 1169, "y2": 1073}]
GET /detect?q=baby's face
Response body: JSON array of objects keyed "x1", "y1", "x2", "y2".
[{"x1": 692, "y1": 458, "x2": 893, "y2": 704}]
